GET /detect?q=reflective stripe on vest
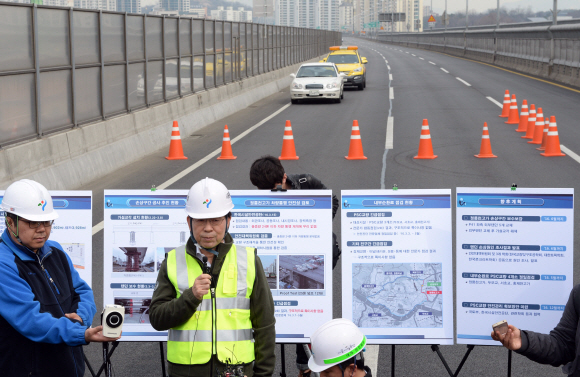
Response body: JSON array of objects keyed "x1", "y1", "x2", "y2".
[{"x1": 166, "y1": 244, "x2": 256, "y2": 365}]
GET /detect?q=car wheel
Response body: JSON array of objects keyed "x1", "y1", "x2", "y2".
[
  {"x1": 358, "y1": 83, "x2": 364, "y2": 90},
  {"x1": 363, "y1": 78, "x2": 366, "y2": 88},
  {"x1": 291, "y1": 99, "x2": 298, "y2": 104},
  {"x1": 335, "y1": 97, "x2": 341, "y2": 104},
  {"x1": 340, "y1": 91, "x2": 344, "y2": 100}
]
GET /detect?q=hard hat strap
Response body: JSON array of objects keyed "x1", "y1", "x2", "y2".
[
  {"x1": 188, "y1": 216, "x2": 230, "y2": 256},
  {"x1": 6, "y1": 214, "x2": 21, "y2": 243}
]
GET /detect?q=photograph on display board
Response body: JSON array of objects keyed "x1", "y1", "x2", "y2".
[
  {"x1": 279, "y1": 255, "x2": 324, "y2": 290},
  {"x1": 259, "y1": 254, "x2": 278, "y2": 290},
  {"x1": 112, "y1": 247, "x2": 156, "y2": 273},
  {"x1": 157, "y1": 247, "x2": 173, "y2": 271},
  {"x1": 114, "y1": 296, "x2": 152, "y2": 324},
  {"x1": 352, "y1": 263, "x2": 443, "y2": 329}
]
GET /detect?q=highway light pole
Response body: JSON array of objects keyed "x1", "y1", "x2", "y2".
[
  {"x1": 465, "y1": 0, "x2": 468, "y2": 29},
  {"x1": 444, "y1": 0, "x2": 447, "y2": 31},
  {"x1": 553, "y1": 0, "x2": 558, "y2": 25},
  {"x1": 496, "y1": 0, "x2": 500, "y2": 27}
]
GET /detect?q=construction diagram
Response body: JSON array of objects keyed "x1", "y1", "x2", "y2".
[
  {"x1": 112, "y1": 225, "x2": 188, "y2": 246},
  {"x1": 61, "y1": 243, "x2": 85, "y2": 270},
  {"x1": 279, "y1": 255, "x2": 324, "y2": 289}
]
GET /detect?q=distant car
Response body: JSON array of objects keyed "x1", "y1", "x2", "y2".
[
  {"x1": 290, "y1": 63, "x2": 346, "y2": 104},
  {"x1": 320, "y1": 46, "x2": 367, "y2": 90}
]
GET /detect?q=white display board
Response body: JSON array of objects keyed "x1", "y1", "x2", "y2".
[
  {"x1": 103, "y1": 190, "x2": 189, "y2": 341},
  {"x1": 341, "y1": 190, "x2": 454, "y2": 345},
  {"x1": 456, "y1": 188, "x2": 574, "y2": 345},
  {"x1": 230, "y1": 190, "x2": 334, "y2": 343},
  {"x1": 0, "y1": 191, "x2": 93, "y2": 286}
]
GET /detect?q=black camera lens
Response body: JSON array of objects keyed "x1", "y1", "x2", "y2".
[{"x1": 106, "y1": 312, "x2": 123, "y2": 328}]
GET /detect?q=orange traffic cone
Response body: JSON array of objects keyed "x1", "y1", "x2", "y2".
[
  {"x1": 475, "y1": 122, "x2": 497, "y2": 158},
  {"x1": 505, "y1": 95, "x2": 520, "y2": 124},
  {"x1": 528, "y1": 108, "x2": 544, "y2": 145},
  {"x1": 345, "y1": 120, "x2": 367, "y2": 160},
  {"x1": 165, "y1": 121, "x2": 188, "y2": 160},
  {"x1": 279, "y1": 120, "x2": 299, "y2": 160},
  {"x1": 499, "y1": 90, "x2": 510, "y2": 118},
  {"x1": 541, "y1": 116, "x2": 566, "y2": 157},
  {"x1": 516, "y1": 100, "x2": 529, "y2": 132},
  {"x1": 537, "y1": 117, "x2": 550, "y2": 151},
  {"x1": 217, "y1": 125, "x2": 237, "y2": 160},
  {"x1": 414, "y1": 119, "x2": 437, "y2": 159},
  {"x1": 522, "y1": 105, "x2": 536, "y2": 139}
]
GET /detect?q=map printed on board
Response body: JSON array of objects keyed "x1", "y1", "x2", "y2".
[
  {"x1": 353, "y1": 263, "x2": 443, "y2": 328},
  {"x1": 341, "y1": 189, "x2": 453, "y2": 345}
]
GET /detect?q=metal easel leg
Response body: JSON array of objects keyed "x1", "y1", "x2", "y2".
[
  {"x1": 280, "y1": 343, "x2": 286, "y2": 377},
  {"x1": 508, "y1": 350, "x2": 512, "y2": 377},
  {"x1": 431, "y1": 345, "x2": 455, "y2": 377},
  {"x1": 160, "y1": 341, "x2": 167, "y2": 377},
  {"x1": 391, "y1": 345, "x2": 395, "y2": 377},
  {"x1": 453, "y1": 345, "x2": 475, "y2": 377}
]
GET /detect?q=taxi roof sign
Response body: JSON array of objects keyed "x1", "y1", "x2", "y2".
[
  {"x1": 428, "y1": 15, "x2": 436, "y2": 23},
  {"x1": 329, "y1": 46, "x2": 358, "y2": 51}
]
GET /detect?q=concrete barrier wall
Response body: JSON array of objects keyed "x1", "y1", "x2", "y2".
[
  {"x1": 370, "y1": 24, "x2": 580, "y2": 88},
  {"x1": 0, "y1": 58, "x2": 320, "y2": 190}
]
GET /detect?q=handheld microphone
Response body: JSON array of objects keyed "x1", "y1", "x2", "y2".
[{"x1": 202, "y1": 256, "x2": 211, "y2": 275}]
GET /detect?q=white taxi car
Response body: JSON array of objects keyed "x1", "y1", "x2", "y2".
[{"x1": 290, "y1": 63, "x2": 346, "y2": 104}]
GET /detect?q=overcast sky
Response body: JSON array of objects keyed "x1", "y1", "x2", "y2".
[{"x1": 429, "y1": 0, "x2": 578, "y2": 14}]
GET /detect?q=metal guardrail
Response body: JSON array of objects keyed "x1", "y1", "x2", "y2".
[
  {"x1": 0, "y1": 1, "x2": 340, "y2": 147},
  {"x1": 370, "y1": 24, "x2": 580, "y2": 78},
  {"x1": 424, "y1": 18, "x2": 580, "y2": 32}
]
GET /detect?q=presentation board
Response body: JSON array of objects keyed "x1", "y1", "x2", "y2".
[
  {"x1": 103, "y1": 190, "x2": 188, "y2": 341},
  {"x1": 341, "y1": 190, "x2": 454, "y2": 345},
  {"x1": 229, "y1": 190, "x2": 334, "y2": 343},
  {"x1": 0, "y1": 191, "x2": 93, "y2": 286},
  {"x1": 103, "y1": 189, "x2": 333, "y2": 342},
  {"x1": 456, "y1": 188, "x2": 574, "y2": 345}
]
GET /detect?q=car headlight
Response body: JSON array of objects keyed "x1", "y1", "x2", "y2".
[
  {"x1": 353, "y1": 67, "x2": 363, "y2": 72},
  {"x1": 292, "y1": 82, "x2": 303, "y2": 89},
  {"x1": 326, "y1": 82, "x2": 338, "y2": 89}
]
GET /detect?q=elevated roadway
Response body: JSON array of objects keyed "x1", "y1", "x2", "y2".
[{"x1": 82, "y1": 36, "x2": 580, "y2": 376}]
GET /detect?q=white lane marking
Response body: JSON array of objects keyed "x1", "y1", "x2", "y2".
[
  {"x1": 419, "y1": 57, "x2": 424, "y2": 60},
  {"x1": 487, "y1": 96, "x2": 503, "y2": 108},
  {"x1": 405, "y1": 51, "x2": 409, "y2": 54},
  {"x1": 429, "y1": 61, "x2": 436, "y2": 65},
  {"x1": 389, "y1": 74, "x2": 393, "y2": 81},
  {"x1": 385, "y1": 59, "x2": 388, "y2": 63},
  {"x1": 366, "y1": 345, "x2": 380, "y2": 376},
  {"x1": 387, "y1": 65, "x2": 391, "y2": 70},
  {"x1": 386, "y1": 117, "x2": 394, "y2": 149},
  {"x1": 412, "y1": 54, "x2": 416, "y2": 56},
  {"x1": 389, "y1": 87, "x2": 394, "y2": 99},
  {"x1": 456, "y1": 77, "x2": 471, "y2": 86},
  {"x1": 441, "y1": 68, "x2": 449, "y2": 73},
  {"x1": 91, "y1": 103, "x2": 292, "y2": 235},
  {"x1": 560, "y1": 145, "x2": 577, "y2": 161}
]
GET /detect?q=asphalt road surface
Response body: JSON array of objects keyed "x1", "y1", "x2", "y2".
[{"x1": 80, "y1": 36, "x2": 580, "y2": 376}]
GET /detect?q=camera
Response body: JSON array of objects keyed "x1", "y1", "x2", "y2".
[{"x1": 101, "y1": 305, "x2": 124, "y2": 338}]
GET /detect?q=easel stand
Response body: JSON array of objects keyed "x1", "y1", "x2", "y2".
[
  {"x1": 389, "y1": 344, "x2": 512, "y2": 377},
  {"x1": 280, "y1": 343, "x2": 287, "y2": 377},
  {"x1": 84, "y1": 341, "x2": 167, "y2": 377}
]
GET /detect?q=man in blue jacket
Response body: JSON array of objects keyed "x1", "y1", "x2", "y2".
[{"x1": 0, "y1": 179, "x2": 119, "y2": 377}]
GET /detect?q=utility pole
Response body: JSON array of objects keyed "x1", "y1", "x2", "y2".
[
  {"x1": 496, "y1": 0, "x2": 500, "y2": 27},
  {"x1": 465, "y1": 0, "x2": 468, "y2": 29},
  {"x1": 552, "y1": 0, "x2": 558, "y2": 25}
]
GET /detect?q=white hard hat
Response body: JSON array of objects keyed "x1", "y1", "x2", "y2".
[
  {"x1": 1, "y1": 179, "x2": 59, "y2": 222},
  {"x1": 308, "y1": 318, "x2": 367, "y2": 373},
  {"x1": 185, "y1": 177, "x2": 234, "y2": 219}
]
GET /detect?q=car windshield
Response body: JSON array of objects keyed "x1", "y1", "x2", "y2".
[
  {"x1": 326, "y1": 54, "x2": 359, "y2": 64},
  {"x1": 297, "y1": 66, "x2": 337, "y2": 78}
]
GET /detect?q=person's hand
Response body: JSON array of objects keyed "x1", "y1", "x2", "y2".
[
  {"x1": 65, "y1": 313, "x2": 83, "y2": 323},
  {"x1": 192, "y1": 273, "x2": 212, "y2": 300},
  {"x1": 298, "y1": 369, "x2": 311, "y2": 377},
  {"x1": 491, "y1": 324, "x2": 522, "y2": 351},
  {"x1": 85, "y1": 326, "x2": 121, "y2": 343}
]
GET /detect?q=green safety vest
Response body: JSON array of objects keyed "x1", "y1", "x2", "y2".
[{"x1": 166, "y1": 244, "x2": 256, "y2": 365}]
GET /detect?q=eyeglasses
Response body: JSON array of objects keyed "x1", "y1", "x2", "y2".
[
  {"x1": 192, "y1": 217, "x2": 225, "y2": 227},
  {"x1": 20, "y1": 219, "x2": 54, "y2": 229}
]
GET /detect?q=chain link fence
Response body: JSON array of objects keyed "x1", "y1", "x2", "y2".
[{"x1": 0, "y1": 2, "x2": 341, "y2": 147}]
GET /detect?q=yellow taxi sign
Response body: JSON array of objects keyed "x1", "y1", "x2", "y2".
[
  {"x1": 329, "y1": 46, "x2": 358, "y2": 51},
  {"x1": 428, "y1": 15, "x2": 436, "y2": 23}
]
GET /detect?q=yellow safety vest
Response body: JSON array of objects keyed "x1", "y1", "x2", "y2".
[{"x1": 166, "y1": 244, "x2": 256, "y2": 365}]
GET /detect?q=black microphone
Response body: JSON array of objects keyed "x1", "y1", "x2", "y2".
[{"x1": 202, "y1": 256, "x2": 211, "y2": 275}]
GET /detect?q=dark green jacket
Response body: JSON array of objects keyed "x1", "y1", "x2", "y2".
[{"x1": 150, "y1": 234, "x2": 276, "y2": 377}]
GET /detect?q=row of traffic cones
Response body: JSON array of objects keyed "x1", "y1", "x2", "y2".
[
  {"x1": 165, "y1": 119, "x2": 368, "y2": 161},
  {"x1": 500, "y1": 89, "x2": 565, "y2": 157}
]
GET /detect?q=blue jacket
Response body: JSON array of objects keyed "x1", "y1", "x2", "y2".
[{"x1": 0, "y1": 229, "x2": 96, "y2": 377}]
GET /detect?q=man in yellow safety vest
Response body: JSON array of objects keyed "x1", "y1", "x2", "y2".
[{"x1": 150, "y1": 177, "x2": 276, "y2": 377}]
